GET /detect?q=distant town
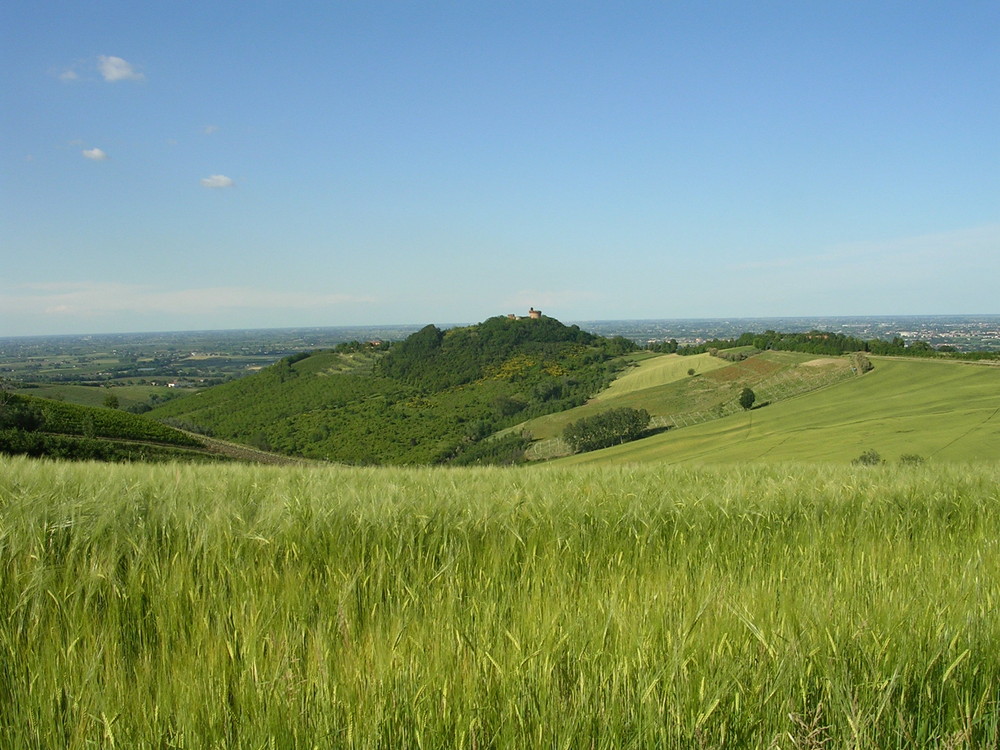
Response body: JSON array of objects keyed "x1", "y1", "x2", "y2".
[{"x1": 579, "y1": 314, "x2": 1000, "y2": 351}]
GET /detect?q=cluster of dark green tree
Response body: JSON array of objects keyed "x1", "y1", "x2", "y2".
[
  {"x1": 377, "y1": 315, "x2": 632, "y2": 389},
  {"x1": 150, "y1": 316, "x2": 639, "y2": 465},
  {"x1": 563, "y1": 407, "x2": 651, "y2": 453},
  {"x1": 648, "y1": 330, "x2": 998, "y2": 360}
]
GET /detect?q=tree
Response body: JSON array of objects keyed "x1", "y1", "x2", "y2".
[
  {"x1": 104, "y1": 391, "x2": 120, "y2": 410},
  {"x1": 563, "y1": 407, "x2": 650, "y2": 453},
  {"x1": 0, "y1": 396, "x2": 43, "y2": 432},
  {"x1": 739, "y1": 387, "x2": 756, "y2": 410},
  {"x1": 853, "y1": 449, "x2": 884, "y2": 466}
]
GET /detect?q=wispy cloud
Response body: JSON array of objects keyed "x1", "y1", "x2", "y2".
[
  {"x1": 734, "y1": 224, "x2": 1000, "y2": 275},
  {"x1": 82, "y1": 147, "x2": 108, "y2": 161},
  {"x1": 200, "y1": 174, "x2": 235, "y2": 188},
  {"x1": 98, "y1": 55, "x2": 144, "y2": 82},
  {"x1": 203, "y1": 125, "x2": 219, "y2": 135},
  {"x1": 1, "y1": 282, "x2": 375, "y2": 319},
  {"x1": 57, "y1": 55, "x2": 143, "y2": 83}
]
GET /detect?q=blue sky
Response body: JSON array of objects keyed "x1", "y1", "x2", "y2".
[{"x1": 2, "y1": 1, "x2": 998, "y2": 335}]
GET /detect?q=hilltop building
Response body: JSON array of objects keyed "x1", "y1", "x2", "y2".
[{"x1": 507, "y1": 307, "x2": 543, "y2": 321}]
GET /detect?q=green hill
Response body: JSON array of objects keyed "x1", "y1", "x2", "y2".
[
  {"x1": 555, "y1": 356, "x2": 1000, "y2": 465},
  {"x1": 0, "y1": 393, "x2": 231, "y2": 462},
  {"x1": 149, "y1": 316, "x2": 637, "y2": 464}
]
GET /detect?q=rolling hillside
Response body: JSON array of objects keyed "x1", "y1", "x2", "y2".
[
  {"x1": 555, "y1": 356, "x2": 1000, "y2": 465},
  {"x1": 148, "y1": 316, "x2": 636, "y2": 464},
  {"x1": 519, "y1": 349, "x2": 866, "y2": 458}
]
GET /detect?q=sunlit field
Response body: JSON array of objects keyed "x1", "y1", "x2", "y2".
[{"x1": 3, "y1": 456, "x2": 999, "y2": 748}]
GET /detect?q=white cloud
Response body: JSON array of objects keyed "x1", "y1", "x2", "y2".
[
  {"x1": 200, "y1": 174, "x2": 235, "y2": 188},
  {"x1": 98, "y1": 55, "x2": 144, "y2": 82},
  {"x1": 82, "y1": 148, "x2": 108, "y2": 161},
  {"x1": 1, "y1": 282, "x2": 375, "y2": 320},
  {"x1": 203, "y1": 125, "x2": 219, "y2": 135},
  {"x1": 59, "y1": 69, "x2": 79, "y2": 81}
]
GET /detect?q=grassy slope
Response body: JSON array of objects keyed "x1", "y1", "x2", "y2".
[
  {"x1": 518, "y1": 350, "x2": 857, "y2": 449},
  {"x1": 591, "y1": 351, "x2": 729, "y2": 399},
  {"x1": 1, "y1": 394, "x2": 298, "y2": 464},
  {"x1": 558, "y1": 356, "x2": 1000, "y2": 465},
  {"x1": 14, "y1": 384, "x2": 176, "y2": 409}
]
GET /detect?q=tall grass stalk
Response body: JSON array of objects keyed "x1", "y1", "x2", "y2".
[{"x1": 2, "y1": 456, "x2": 999, "y2": 747}]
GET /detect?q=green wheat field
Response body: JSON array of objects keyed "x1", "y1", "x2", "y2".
[{"x1": 3, "y1": 455, "x2": 1000, "y2": 748}]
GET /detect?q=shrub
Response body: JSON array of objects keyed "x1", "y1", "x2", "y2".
[
  {"x1": 852, "y1": 352, "x2": 874, "y2": 374},
  {"x1": 853, "y1": 449, "x2": 884, "y2": 466},
  {"x1": 563, "y1": 407, "x2": 650, "y2": 453},
  {"x1": 0, "y1": 399, "x2": 44, "y2": 431}
]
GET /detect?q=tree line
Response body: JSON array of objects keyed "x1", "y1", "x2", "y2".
[{"x1": 648, "y1": 330, "x2": 999, "y2": 359}]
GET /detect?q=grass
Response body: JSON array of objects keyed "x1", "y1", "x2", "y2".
[
  {"x1": 3, "y1": 455, "x2": 1000, "y2": 747},
  {"x1": 13, "y1": 384, "x2": 177, "y2": 410},
  {"x1": 558, "y1": 356, "x2": 1000, "y2": 465},
  {"x1": 593, "y1": 352, "x2": 728, "y2": 399},
  {"x1": 519, "y1": 350, "x2": 861, "y2": 458}
]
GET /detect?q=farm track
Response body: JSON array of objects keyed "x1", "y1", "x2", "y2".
[{"x1": 189, "y1": 433, "x2": 317, "y2": 465}]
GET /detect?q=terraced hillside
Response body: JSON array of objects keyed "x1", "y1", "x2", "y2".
[
  {"x1": 521, "y1": 350, "x2": 865, "y2": 459},
  {"x1": 0, "y1": 393, "x2": 302, "y2": 464},
  {"x1": 0, "y1": 393, "x2": 221, "y2": 462},
  {"x1": 557, "y1": 356, "x2": 1000, "y2": 465}
]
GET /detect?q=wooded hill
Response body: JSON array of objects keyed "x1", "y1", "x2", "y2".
[{"x1": 148, "y1": 315, "x2": 637, "y2": 465}]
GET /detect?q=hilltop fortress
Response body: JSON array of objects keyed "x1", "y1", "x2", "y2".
[{"x1": 507, "y1": 307, "x2": 542, "y2": 320}]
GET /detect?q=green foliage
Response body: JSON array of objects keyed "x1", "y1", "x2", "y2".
[
  {"x1": 150, "y1": 318, "x2": 635, "y2": 465},
  {"x1": 0, "y1": 397, "x2": 43, "y2": 431},
  {"x1": 852, "y1": 352, "x2": 874, "y2": 373},
  {"x1": 563, "y1": 407, "x2": 650, "y2": 453},
  {"x1": 739, "y1": 386, "x2": 756, "y2": 410},
  {"x1": 24, "y1": 395, "x2": 202, "y2": 447},
  {"x1": 853, "y1": 449, "x2": 885, "y2": 466},
  {"x1": 4, "y1": 458, "x2": 1000, "y2": 746},
  {"x1": 0, "y1": 393, "x2": 219, "y2": 462},
  {"x1": 655, "y1": 328, "x2": 1000, "y2": 361},
  {"x1": 376, "y1": 315, "x2": 616, "y2": 389},
  {"x1": 714, "y1": 347, "x2": 762, "y2": 362},
  {"x1": 0, "y1": 429, "x2": 226, "y2": 462},
  {"x1": 449, "y1": 432, "x2": 531, "y2": 465}
]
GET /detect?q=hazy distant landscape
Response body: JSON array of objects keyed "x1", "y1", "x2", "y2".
[{"x1": 4, "y1": 314, "x2": 999, "y2": 390}]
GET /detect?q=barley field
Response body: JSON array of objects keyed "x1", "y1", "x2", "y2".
[{"x1": 2, "y1": 456, "x2": 999, "y2": 748}]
